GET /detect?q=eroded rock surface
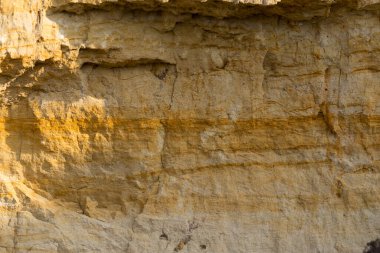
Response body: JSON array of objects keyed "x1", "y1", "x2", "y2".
[{"x1": 0, "y1": 0, "x2": 379, "y2": 252}]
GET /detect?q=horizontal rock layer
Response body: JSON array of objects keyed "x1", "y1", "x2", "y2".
[{"x1": 0, "y1": 0, "x2": 379, "y2": 252}]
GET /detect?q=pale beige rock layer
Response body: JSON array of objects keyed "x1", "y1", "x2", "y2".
[{"x1": 0, "y1": 0, "x2": 379, "y2": 252}]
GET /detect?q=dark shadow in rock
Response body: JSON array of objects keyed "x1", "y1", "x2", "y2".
[
  {"x1": 160, "y1": 231, "x2": 169, "y2": 240},
  {"x1": 363, "y1": 239, "x2": 380, "y2": 253}
]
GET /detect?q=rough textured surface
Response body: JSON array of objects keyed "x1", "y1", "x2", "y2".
[{"x1": 0, "y1": 0, "x2": 379, "y2": 252}]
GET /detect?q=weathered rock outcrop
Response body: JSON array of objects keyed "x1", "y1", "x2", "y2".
[{"x1": 0, "y1": 0, "x2": 379, "y2": 252}]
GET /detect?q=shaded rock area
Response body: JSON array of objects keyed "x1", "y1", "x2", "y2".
[{"x1": 364, "y1": 239, "x2": 380, "y2": 253}]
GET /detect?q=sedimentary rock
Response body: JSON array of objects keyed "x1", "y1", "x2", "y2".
[{"x1": 0, "y1": 0, "x2": 379, "y2": 252}]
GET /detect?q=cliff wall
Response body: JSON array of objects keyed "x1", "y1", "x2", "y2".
[{"x1": 0, "y1": 0, "x2": 379, "y2": 252}]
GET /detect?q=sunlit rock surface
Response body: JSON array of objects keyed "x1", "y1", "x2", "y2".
[{"x1": 0, "y1": 0, "x2": 379, "y2": 252}]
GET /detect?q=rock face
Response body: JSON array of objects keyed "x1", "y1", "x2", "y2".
[{"x1": 0, "y1": 0, "x2": 379, "y2": 252}]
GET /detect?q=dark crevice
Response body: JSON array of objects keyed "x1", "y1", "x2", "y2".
[
  {"x1": 80, "y1": 58, "x2": 176, "y2": 70},
  {"x1": 159, "y1": 231, "x2": 169, "y2": 240},
  {"x1": 364, "y1": 239, "x2": 380, "y2": 253}
]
